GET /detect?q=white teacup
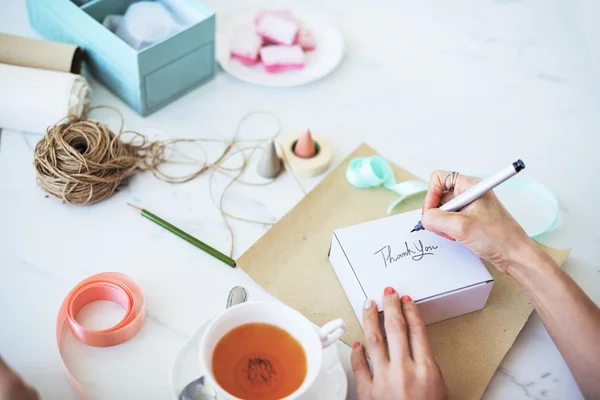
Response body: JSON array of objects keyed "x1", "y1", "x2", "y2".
[{"x1": 199, "y1": 301, "x2": 346, "y2": 400}]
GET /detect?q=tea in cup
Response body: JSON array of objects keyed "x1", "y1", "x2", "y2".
[{"x1": 199, "y1": 302, "x2": 345, "y2": 400}]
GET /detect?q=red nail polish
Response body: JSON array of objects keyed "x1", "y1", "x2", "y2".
[
  {"x1": 384, "y1": 286, "x2": 396, "y2": 296},
  {"x1": 401, "y1": 295, "x2": 411, "y2": 304},
  {"x1": 441, "y1": 233, "x2": 455, "y2": 241},
  {"x1": 352, "y1": 341, "x2": 360, "y2": 349}
]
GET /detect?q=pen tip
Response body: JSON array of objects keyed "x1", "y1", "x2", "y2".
[
  {"x1": 410, "y1": 228, "x2": 416, "y2": 233},
  {"x1": 127, "y1": 203, "x2": 142, "y2": 214}
]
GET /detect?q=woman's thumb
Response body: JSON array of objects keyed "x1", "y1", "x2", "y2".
[{"x1": 422, "y1": 208, "x2": 472, "y2": 241}]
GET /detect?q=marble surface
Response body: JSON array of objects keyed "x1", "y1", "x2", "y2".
[{"x1": 1, "y1": 0, "x2": 599, "y2": 399}]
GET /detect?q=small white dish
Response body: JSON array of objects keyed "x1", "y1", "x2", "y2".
[
  {"x1": 170, "y1": 317, "x2": 347, "y2": 400},
  {"x1": 216, "y1": 8, "x2": 344, "y2": 87}
]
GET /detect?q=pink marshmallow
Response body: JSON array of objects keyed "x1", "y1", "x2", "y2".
[
  {"x1": 259, "y1": 45, "x2": 305, "y2": 73},
  {"x1": 296, "y1": 27, "x2": 316, "y2": 51},
  {"x1": 256, "y1": 14, "x2": 299, "y2": 46},
  {"x1": 229, "y1": 25, "x2": 263, "y2": 65}
]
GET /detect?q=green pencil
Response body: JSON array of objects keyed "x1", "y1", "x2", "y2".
[{"x1": 127, "y1": 203, "x2": 236, "y2": 268}]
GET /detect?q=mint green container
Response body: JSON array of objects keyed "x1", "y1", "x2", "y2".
[{"x1": 26, "y1": 0, "x2": 216, "y2": 116}]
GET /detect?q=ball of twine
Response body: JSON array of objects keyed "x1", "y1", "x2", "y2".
[
  {"x1": 31, "y1": 110, "x2": 304, "y2": 256},
  {"x1": 33, "y1": 118, "x2": 141, "y2": 205}
]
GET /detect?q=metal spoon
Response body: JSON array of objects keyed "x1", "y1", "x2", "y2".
[{"x1": 179, "y1": 286, "x2": 249, "y2": 400}]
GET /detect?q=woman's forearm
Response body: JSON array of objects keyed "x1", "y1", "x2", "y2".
[
  {"x1": 508, "y1": 243, "x2": 600, "y2": 398},
  {"x1": 420, "y1": 170, "x2": 599, "y2": 396}
]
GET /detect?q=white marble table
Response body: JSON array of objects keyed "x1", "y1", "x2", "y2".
[{"x1": 1, "y1": 0, "x2": 599, "y2": 399}]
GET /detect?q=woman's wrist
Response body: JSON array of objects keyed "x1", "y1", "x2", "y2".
[{"x1": 506, "y1": 239, "x2": 560, "y2": 291}]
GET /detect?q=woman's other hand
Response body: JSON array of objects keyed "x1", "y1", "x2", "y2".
[
  {"x1": 0, "y1": 357, "x2": 38, "y2": 400},
  {"x1": 351, "y1": 287, "x2": 447, "y2": 400}
]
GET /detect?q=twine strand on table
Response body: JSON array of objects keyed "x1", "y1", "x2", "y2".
[{"x1": 33, "y1": 107, "x2": 306, "y2": 256}]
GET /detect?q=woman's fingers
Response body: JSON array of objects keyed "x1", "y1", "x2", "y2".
[
  {"x1": 382, "y1": 287, "x2": 410, "y2": 363},
  {"x1": 362, "y1": 298, "x2": 388, "y2": 370},
  {"x1": 422, "y1": 208, "x2": 474, "y2": 242},
  {"x1": 400, "y1": 296, "x2": 433, "y2": 363},
  {"x1": 439, "y1": 192, "x2": 455, "y2": 206},
  {"x1": 423, "y1": 170, "x2": 481, "y2": 211},
  {"x1": 351, "y1": 342, "x2": 372, "y2": 397},
  {"x1": 423, "y1": 170, "x2": 448, "y2": 210}
]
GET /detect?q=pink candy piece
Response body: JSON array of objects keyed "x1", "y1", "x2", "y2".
[
  {"x1": 256, "y1": 14, "x2": 299, "y2": 46},
  {"x1": 260, "y1": 45, "x2": 305, "y2": 73},
  {"x1": 296, "y1": 27, "x2": 316, "y2": 51},
  {"x1": 230, "y1": 25, "x2": 263, "y2": 65}
]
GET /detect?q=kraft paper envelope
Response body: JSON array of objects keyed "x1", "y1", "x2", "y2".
[{"x1": 238, "y1": 143, "x2": 570, "y2": 399}]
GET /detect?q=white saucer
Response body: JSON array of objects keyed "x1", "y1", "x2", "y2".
[
  {"x1": 170, "y1": 317, "x2": 347, "y2": 399},
  {"x1": 216, "y1": 8, "x2": 344, "y2": 87}
]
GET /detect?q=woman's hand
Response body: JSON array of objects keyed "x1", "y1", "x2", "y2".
[
  {"x1": 422, "y1": 170, "x2": 536, "y2": 274},
  {"x1": 422, "y1": 172, "x2": 600, "y2": 399},
  {"x1": 351, "y1": 287, "x2": 447, "y2": 400},
  {"x1": 0, "y1": 357, "x2": 38, "y2": 400}
]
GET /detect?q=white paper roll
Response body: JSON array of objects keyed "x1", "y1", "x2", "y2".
[{"x1": 0, "y1": 63, "x2": 91, "y2": 134}]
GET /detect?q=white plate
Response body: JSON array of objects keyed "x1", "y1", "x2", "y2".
[
  {"x1": 216, "y1": 8, "x2": 344, "y2": 87},
  {"x1": 170, "y1": 317, "x2": 347, "y2": 400}
]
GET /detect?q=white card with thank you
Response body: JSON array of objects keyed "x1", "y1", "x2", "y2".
[{"x1": 328, "y1": 209, "x2": 494, "y2": 327}]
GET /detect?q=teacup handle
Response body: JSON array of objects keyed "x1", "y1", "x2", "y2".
[{"x1": 319, "y1": 319, "x2": 346, "y2": 348}]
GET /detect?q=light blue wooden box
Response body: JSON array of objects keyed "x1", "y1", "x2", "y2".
[{"x1": 26, "y1": 0, "x2": 216, "y2": 116}]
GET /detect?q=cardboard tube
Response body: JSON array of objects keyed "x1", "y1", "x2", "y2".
[
  {"x1": 280, "y1": 131, "x2": 333, "y2": 177},
  {"x1": 0, "y1": 33, "x2": 84, "y2": 74}
]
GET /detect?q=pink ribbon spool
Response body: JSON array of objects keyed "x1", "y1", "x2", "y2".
[{"x1": 56, "y1": 272, "x2": 145, "y2": 397}]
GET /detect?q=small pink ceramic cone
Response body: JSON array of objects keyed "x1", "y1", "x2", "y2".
[{"x1": 294, "y1": 130, "x2": 316, "y2": 158}]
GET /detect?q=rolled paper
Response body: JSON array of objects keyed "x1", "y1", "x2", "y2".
[
  {"x1": 346, "y1": 155, "x2": 429, "y2": 214},
  {"x1": 280, "y1": 131, "x2": 332, "y2": 177},
  {"x1": 0, "y1": 33, "x2": 83, "y2": 74},
  {"x1": 0, "y1": 64, "x2": 91, "y2": 134},
  {"x1": 257, "y1": 139, "x2": 282, "y2": 178},
  {"x1": 57, "y1": 272, "x2": 145, "y2": 397}
]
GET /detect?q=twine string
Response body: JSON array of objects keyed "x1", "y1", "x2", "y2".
[{"x1": 33, "y1": 108, "x2": 307, "y2": 257}]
